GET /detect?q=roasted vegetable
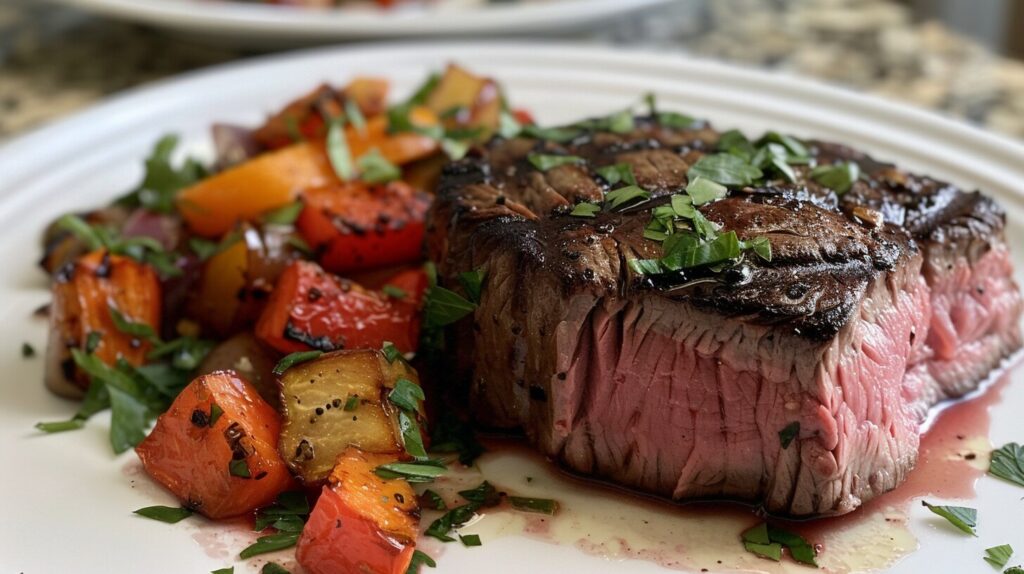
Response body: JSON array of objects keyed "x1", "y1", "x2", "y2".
[
  {"x1": 39, "y1": 207, "x2": 129, "y2": 275},
  {"x1": 190, "y1": 225, "x2": 302, "y2": 337},
  {"x1": 277, "y1": 349, "x2": 422, "y2": 484},
  {"x1": 297, "y1": 447, "x2": 419, "y2": 574},
  {"x1": 46, "y1": 250, "x2": 161, "y2": 398},
  {"x1": 347, "y1": 109, "x2": 440, "y2": 167},
  {"x1": 135, "y1": 371, "x2": 293, "y2": 519},
  {"x1": 255, "y1": 261, "x2": 427, "y2": 355},
  {"x1": 426, "y1": 64, "x2": 502, "y2": 135},
  {"x1": 343, "y1": 77, "x2": 390, "y2": 118},
  {"x1": 197, "y1": 333, "x2": 281, "y2": 411},
  {"x1": 296, "y1": 181, "x2": 431, "y2": 274},
  {"x1": 177, "y1": 141, "x2": 338, "y2": 238}
]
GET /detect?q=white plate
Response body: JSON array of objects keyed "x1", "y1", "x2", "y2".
[
  {"x1": 48, "y1": 0, "x2": 679, "y2": 44},
  {"x1": 2, "y1": 43, "x2": 1024, "y2": 574}
]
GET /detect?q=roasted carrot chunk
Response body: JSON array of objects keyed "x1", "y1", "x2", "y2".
[
  {"x1": 255, "y1": 261, "x2": 426, "y2": 355},
  {"x1": 343, "y1": 77, "x2": 390, "y2": 118},
  {"x1": 135, "y1": 371, "x2": 293, "y2": 519},
  {"x1": 45, "y1": 250, "x2": 161, "y2": 398},
  {"x1": 177, "y1": 142, "x2": 339, "y2": 238},
  {"x1": 346, "y1": 110, "x2": 440, "y2": 168},
  {"x1": 296, "y1": 448, "x2": 419, "y2": 574},
  {"x1": 296, "y1": 181, "x2": 431, "y2": 274}
]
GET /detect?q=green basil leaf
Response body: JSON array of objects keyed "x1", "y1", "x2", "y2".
[
  {"x1": 110, "y1": 308, "x2": 161, "y2": 345},
  {"x1": 688, "y1": 154, "x2": 763, "y2": 187},
  {"x1": 628, "y1": 258, "x2": 663, "y2": 275},
  {"x1": 458, "y1": 481, "x2": 501, "y2": 507},
  {"x1": 670, "y1": 194, "x2": 696, "y2": 218},
  {"x1": 134, "y1": 505, "x2": 193, "y2": 524},
  {"x1": 375, "y1": 460, "x2": 447, "y2": 483},
  {"x1": 382, "y1": 342, "x2": 402, "y2": 364},
  {"x1": 766, "y1": 525, "x2": 817, "y2": 566},
  {"x1": 922, "y1": 501, "x2": 977, "y2": 536},
  {"x1": 521, "y1": 125, "x2": 582, "y2": 143},
  {"x1": 985, "y1": 544, "x2": 1014, "y2": 568},
  {"x1": 344, "y1": 98, "x2": 366, "y2": 135},
  {"x1": 238, "y1": 532, "x2": 301, "y2": 559},
  {"x1": 717, "y1": 129, "x2": 756, "y2": 161},
  {"x1": 421, "y1": 489, "x2": 447, "y2": 511},
  {"x1": 273, "y1": 350, "x2": 323, "y2": 375},
  {"x1": 685, "y1": 176, "x2": 728, "y2": 206},
  {"x1": 398, "y1": 410, "x2": 427, "y2": 460},
  {"x1": 595, "y1": 163, "x2": 638, "y2": 187},
  {"x1": 460, "y1": 534, "x2": 483, "y2": 547},
  {"x1": 424, "y1": 285, "x2": 476, "y2": 329},
  {"x1": 656, "y1": 111, "x2": 697, "y2": 129},
  {"x1": 262, "y1": 202, "x2": 304, "y2": 226},
  {"x1": 569, "y1": 202, "x2": 601, "y2": 218},
  {"x1": 357, "y1": 148, "x2": 402, "y2": 184},
  {"x1": 744, "y1": 541, "x2": 783, "y2": 562},
  {"x1": 508, "y1": 496, "x2": 559, "y2": 515},
  {"x1": 989, "y1": 442, "x2": 1024, "y2": 487},
  {"x1": 458, "y1": 268, "x2": 486, "y2": 304},
  {"x1": 741, "y1": 522, "x2": 771, "y2": 544},
  {"x1": 389, "y1": 379, "x2": 425, "y2": 412},
  {"x1": 661, "y1": 230, "x2": 740, "y2": 271},
  {"x1": 326, "y1": 118, "x2": 354, "y2": 181},
  {"x1": 498, "y1": 111, "x2": 522, "y2": 139},
  {"x1": 211, "y1": 567, "x2": 234, "y2": 574},
  {"x1": 406, "y1": 549, "x2": 436, "y2": 573},
  {"x1": 757, "y1": 131, "x2": 809, "y2": 158},
  {"x1": 604, "y1": 185, "x2": 651, "y2": 210},
  {"x1": 810, "y1": 162, "x2": 861, "y2": 194},
  {"x1": 262, "y1": 563, "x2": 290, "y2": 574},
  {"x1": 527, "y1": 153, "x2": 585, "y2": 172},
  {"x1": 56, "y1": 214, "x2": 105, "y2": 250},
  {"x1": 107, "y1": 384, "x2": 150, "y2": 454},
  {"x1": 740, "y1": 236, "x2": 773, "y2": 262}
]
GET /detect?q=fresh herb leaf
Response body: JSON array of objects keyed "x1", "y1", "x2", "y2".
[
  {"x1": 21, "y1": 342, "x2": 35, "y2": 358},
  {"x1": 498, "y1": 111, "x2": 522, "y2": 139},
  {"x1": 460, "y1": 534, "x2": 483, "y2": 547},
  {"x1": 421, "y1": 489, "x2": 447, "y2": 511},
  {"x1": 810, "y1": 162, "x2": 861, "y2": 194},
  {"x1": 688, "y1": 154, "x2": 763, "y2": 187},
  {"x1": 382, "y1": 284, "x2": 407, "y2": 299},
  {"x1": 398, "y1": 411, "x2": 428, "y2": 460},
  {"x1": 595, "y1": 163, "x2": 638, "y2": 187},
  {"x1": 209, "y1": 403, "x2": 224, "y2": 426},
  {"x1": 107, "y1": 383, "x2": 150, "y2": 454},
  {"x1": 628, "y1": 258, "x2": 663, "y2": 275},
  {"x1": 133, "y1": 506, "x2": 193, "y2": 524},
  {"x1": 757, "y1": 131, "x2": 809, "y2": 159},
  {"x1": 670, "y1": 194, "x2": 696, "y2": 218},
  {"x1": 262, "y1": 202, "x2": 304, "y2": 226},
  {"x1": 425, "y1": 504, "x2": 477, "y2": 542},
  {"x1": 273, "y1": 351, "x2": 323, "y2": 375},
  {"x1": 375, "y1": 460, "x2": 447, "y2": 483},
  {"x1": 458, "y1": 481, "x2": 501, "y2": 506},
  {"x1": 35, "y1": 419, "x2": 86, "y2": 433},
  {"x1": 239, "y1": 532, "x2": 301, "y2": 559},
  {"x1": 110, "y1": 308, "x2": 161, "y2": 345},
  {"x1": 740, "y1": 236, "x2": 773, "y2": 262},
  {"x1": 57, "y1": 214, "x2": 104, "y2": 250},
  {"x1": 253, "y1": 491, "x2": 311, "y2": 532},
  {"x1": 458, "y1": 268, "x2": 486, "y2": 304},
  {"x1": 406, "y1": 549, "x2": 436, "y2": 573},
  {"x1": 574, "y1": 110, "x2": 634, "y2": 134},
  {"x1": 989, "y1": 442, "x2": 1024, "y2": 487},
  {"x1": 326, "y1": 118, "x2": 354, "y2": 181},
  {"x1": 509, "y1": 496, "x2": 559, "y2": 515},
  {"x1": 986, "y1": 545, "x2": 1014, "y2": 568},
  {"x1": 1005, "y1": 567, "x2": 1024, "y2": 574},
  {"x1": 657, "y1": 111, "x2": 698, "y2": 129},
  {"x1": 211, "y1": 568, "x2": 234, "y2": 574},
  {"x1": 685, "y1": 176, "x2": 728, "y2": 206},
  {"x1": 744, "y1": 541, "x2": 783, "y2": 561},
  {"x1": 779, "y1": 422, "x2": 800, "y2": 449},
  {"x1": 569, "y1": 203, "x2": 601, "y2": 218},
  {"x1": 389, "y1": 379, "x2": 425, "y2": 412},
  {"x1": 717, "y1": 129, "x2": 757, "y2": 161},
  {"x1": 344, "y1": 98, "x2": 366, "y2": 134},
  {"x1": 344, "y1": 395, "x2": 359, "y2": 411},
  {"x1": 521, "y1": 125, "x2": 582, "y2": 143},
  {"x1": 189, "y1": 237, "x2": 220, "y2": 261},
  {"x1": 357, "y1": 148, "x2": 401, "y2": 184},
  {"x1": 262, "y1": 563, "x2": 290, "y2": 574},
  {"x1": 424, "y1": 285, "x2": 476, "y2": 329},
  {"x1": 117, "y1": 135, "x2": 207, "y2": 213},
  {"x1": 661, "y1": 230, "x2": 741, "y2": 271},
  {"x1": 381, "y1": 342, "x2": 402, "y2": 364},
  {"x1": 922, "y1": 501, "x2": 977, "y2": 536},
  {"x1": 742, "y1": 522, "x2": 771, "y2": 545},
  {"x1": 85, "y1": 331, "x2": 102, "y2": 354},
  {"x1": 407, "y1": 73, "x2": 441, "y2": 106},
  {"x1": 229, "y1": 459, "x2": 251, "y2": 479},
  {"x1": 604, "y1": 185, "x2": 651, "y2": 210},
  {"x1": 440, "y1": 138, "x2": 471, "y2": 161},
  {"x1": 527, "y1": 153, "x2": 584, "y2": 172}
]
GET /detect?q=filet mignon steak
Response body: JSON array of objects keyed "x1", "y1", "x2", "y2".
[{"x1": 427, "y1": 116, "x2": 1022, "y2": 517}]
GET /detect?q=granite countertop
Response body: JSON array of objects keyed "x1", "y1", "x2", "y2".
[{"x1": 2, "y1": 0, "x2": 1024, "y2": 141}]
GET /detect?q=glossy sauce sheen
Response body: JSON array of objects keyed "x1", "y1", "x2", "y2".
[{"x1": 421, "y1": 373, "x2": 1010, "y2": 573}]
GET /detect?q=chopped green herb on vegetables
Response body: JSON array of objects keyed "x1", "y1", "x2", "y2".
[
  {"x1": 569, "y1": 203, "x2": 601, "y2": 218},
  {"x1": 357, "y1": 148, "x2": 402, "y2": 184},
  {"x1": 326, "y1": 118, "x2": 354, "y2": 181},
  {"x1": 374, "y1": 460, "x2": 447, "y2": 483},
  {"x1": 406, "y1": 550, "x2": 436, "y2": 573},
  {"x1": 273, "y1": 351, "x2": 324, "y2": 375},
  {"x1": 262, "y1": 202, "x2": 304, "y2": 226}
]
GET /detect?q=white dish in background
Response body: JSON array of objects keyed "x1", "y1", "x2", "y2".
[
  {"x1": 1, "y1": 43, "x2": 1023, "y2": 573},
  {"x1": 47, "y1": 0, "x2": 680, "y2": 44}
]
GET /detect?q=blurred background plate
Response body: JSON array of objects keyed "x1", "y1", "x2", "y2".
[
  {"x1": 45, "y1": 0, "x2": 680, "y2": 45},
  {"x1": 1, "y1": 42, "x2": 1023, "y2": 574}
]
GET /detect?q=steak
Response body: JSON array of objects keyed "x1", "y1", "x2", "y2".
[{"x1": 427, "y1": 117, "x2": 1022, "y2": 517}]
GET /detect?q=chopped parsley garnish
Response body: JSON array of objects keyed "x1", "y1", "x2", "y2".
[
  {"x1": 381, "y1": 341, "x2": 403, "y2": 364},
  {"x1": 382, "y1": 284, "x2": 408, "y2": 299},
  {"x1": 569, "y1": 203, "x2": 601, "y2": 218},
  {"x1": 56, "y1": 214, "x2": 183, "y2": 279},
  {"x1": 261, "y1": 563, "x2": 290, "y2": 574},
  {"x1": 989, "y1": 442, "x2": 1024, "y2": 487},
  {"x1": 985, "y1": 545, "x2": 1014, "y2": 568},
  {"x1": 604, "y1": 185, "x2": 651, "y2": 210},
  {"x1": 595, "y1": 163, "x2": 638, "y2": 187},
  {"x1": 458, "y1": 268, "x2": 486, "y2": 304},
  {"x1": 657, "y1": 111, "x2": 698, "y2": 129},
  {"x1": 229, "y1": 459, "x2": 252, "y2": 479},
  {"x1": 922, "y1": 501, "x2": 977, "y2": 536},
  {"x1": 85, "y1": 331, "x2": 103, "y2": 354},
  {"x1": 388, "y1": 379, "x2": 425, "y2": 412},
  {"x1": 357, "y1": 148, "x2": 402, "y2": 184},
  {"x1": 573, "y1": 109, "x2": 634, "y2": 134},
  {"x1": 779, "y1": 422, "x2": 800, "y2": 449},
  {"x1": 115, "y1": 134, "x2": 207, "y2": 213},
  {"x1": 509, "y1": 497, "x2": 559, "y2": 515},
  {"x1": 527, "y1": 153, "x2": 585, "y2": 172},
  {"x1": 326, "y1": 118, "x2": 354, "y2": 181},
  {"x1": 343, "y1": 395, "x2": 359, "y2": 411},
  {"x1": 253, "y1": 491, "x2": 310, "y2": 532},
  {"x1": 21, "y1": 342, "x2": 35, "y2": 358},
  {"x1": 35, "y1": 419, "x2": 85, "y2": 433},
  {"x1": 460, "y1": 534, "x2": 483, "y2": 547},
  {"x1": 398, "y1": 411, "x2": 428, "y2": 459},
  {"x1": 110, "y1": 308, "x2": 161, "y2": 345},
  {"x1": 423, "y1": 279, "x2": 477, "y2": 329},
  {"x1": 520, "y1": 124, "x2": 582, "y2": 143},
  {"x1": 239, "y1": 532, "x2": 301, "y2": 559},
  {"x1": 498, "y1": 110, "x2": 522, "y2": 139},
  {"x1": 344, "y1": 99, "x2": 366, "y2": 134},
  {"x1": 211, "y1": 568, "x2": 234, "y2": 574},
  {"x1": 742, "y1": 522, "x2": 817, "y2": 566},
  {"x1": 811, "y1": 162, "x2": 861, "y2": 194},
  {"x1": 374, "y1": 460, "x2": 447, "y2": 483},
  {"x1": 425, "y1": 481, "x2": 500, "y2": 542},
  {"x1": 421, "y1": 489, "x2": 448, "y2": 511},
  {"x1": 406, "y1": 550, "x2": 437, "y2": 573},
  {"x1": 685, "y1": 176, "x2": 728, "y2": 206},
  {"x1": 272, "y1": 350, "x2": 323, "y2": 375},
  {"x1": 133, "y1": 505, "x2": 193, "y2": 524},
  {"x1": 687, "y1": 154, "x2": 763, "y2": 187},
  {"x1": 1005, "y1": 567, "x2": 1024, "y2": 574},
  {"x1": 262, "y1": 202, "x2": 304, "y2": 226}
]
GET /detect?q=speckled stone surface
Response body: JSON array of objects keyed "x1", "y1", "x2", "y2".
[{"x1": 3, "y1": 0, "x2": 1024, "y2": 141}]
